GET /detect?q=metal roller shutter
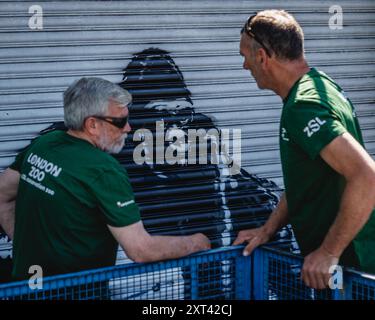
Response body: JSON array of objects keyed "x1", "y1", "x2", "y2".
[
  {"x1": 1, "y1": 0, "x2": 374, "y2": 184},
  {"x1": 0, "y1": 1, "x2": 374, "y2": 289}
]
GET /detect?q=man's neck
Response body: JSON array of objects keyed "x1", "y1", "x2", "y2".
[
  {"x1": 67, "y1": 129, "x2": 98, "y2": 148},
  {"x1": 270, "y1": 58, "x2": 310, "y2": 100}
]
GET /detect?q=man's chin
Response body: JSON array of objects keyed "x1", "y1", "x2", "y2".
[
  {"x1": 101, "y1": 140, "x2": 125, "y2": 154},
  {"x1": 110, "y1": 142, "x2": 125, "y2": 154}
]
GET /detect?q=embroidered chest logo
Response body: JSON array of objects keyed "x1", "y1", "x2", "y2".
[
  {"x1": 303, "y1": 117, "x2": 326, "y2": 138},
  {"x1": 117, "y1": 200, "x2": 135, "y2": 208},
  {"x1": 281, "y1": 127, "x2": 290, "y2": 142}
]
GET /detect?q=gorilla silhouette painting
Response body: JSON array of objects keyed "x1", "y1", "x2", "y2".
[
  {"x1": 0, "y1": 47, "x2": 298, "y2": 299},
  {"x1": 117, "y1": 48, "x2": 287, "y2": 247}
]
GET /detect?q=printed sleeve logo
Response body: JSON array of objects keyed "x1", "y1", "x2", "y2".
[
  {"x1": 303, "y1": 117, "x2": 326, "y2": 138},
  {"x1": 117, "y1": 200, "x2": 135, "y2": 208}
]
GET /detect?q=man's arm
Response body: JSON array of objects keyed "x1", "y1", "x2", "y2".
[
  {"x1": 302, "y1": 132, "x2": 375, "y2": 289},
  {"x1": 108, "y1": 221, "x2": 211, "y2": 263},
  {"x1": 232, "y1": 192, "x2": 289, "y2": 256},
  {"x1": 0, "y1": 168, "x2": 20, "y2": 239}
]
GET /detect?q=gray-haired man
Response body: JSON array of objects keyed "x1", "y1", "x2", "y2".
[{"x1": 0, "y1": 77, "x2": 210, "y2": 280}]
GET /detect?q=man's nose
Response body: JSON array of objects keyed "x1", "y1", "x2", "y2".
[
  {"x1": 123, "y1": 122, "x2": 131, "y2": 133},
  {"x1": 243, "y1": 60, "x2": 248, "y2": 70}
]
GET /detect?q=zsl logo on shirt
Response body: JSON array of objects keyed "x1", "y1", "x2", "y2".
[{"x1": 303, "y1": 117, "x2": 326, "y2": 138}]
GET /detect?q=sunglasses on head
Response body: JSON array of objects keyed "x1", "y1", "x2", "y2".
[
  {"x1": 93, "y1": 115, "x2": 129, "y2": 129},
  {"x1": 243, "y1": 14, "x2": 272, "y2": 57}
]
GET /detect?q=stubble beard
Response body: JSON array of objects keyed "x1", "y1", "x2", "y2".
[{"x1": 99, "y1": 129, "x2": 127, "y2": 154}]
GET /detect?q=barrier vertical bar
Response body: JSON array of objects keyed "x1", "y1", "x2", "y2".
[
  {"x1": 190, "y1": 261, "x2": 199, "y2": 300},
  {"x1": 235, "y1": 255, "x2": 251, "y2": 300},
  {"x1": 331, "y1": 270, "x2": 346, "y2": 300},
  {"x1": 252, "y1": 248, "x2": 266, "y2": 300},
  {"x1": 343, "y1": 276, "x2": 354, "y2": 300},
  {"x1": 332, "y1": 289, "x2": 345, "y2": 300}
]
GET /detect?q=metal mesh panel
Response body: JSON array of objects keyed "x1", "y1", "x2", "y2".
[
  {"x1": 254, "y1": 247, "x2": 375, "y2": 301},
  {"x1": 265, "y1": 252, "x2": 331, "y2": 300},
  {"x1": 346, "y1": 272, "x2": 375, "y2": 300},
  {"x1": 0, "y1": 247, "x2": 251, "y2": 300},
  {"x1": 351, "y1": 282, "x2": 375, "y2": 300}
]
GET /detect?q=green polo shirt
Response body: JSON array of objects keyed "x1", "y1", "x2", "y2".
[
  {"x1": 280, "y1": 68, "x2": 375, "y2": 273},
  {"x1": 10, "y1": 130, "x2": 140, "y2": 279}
]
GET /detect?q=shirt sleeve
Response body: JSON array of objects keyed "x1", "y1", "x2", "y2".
[
  {"x1": 9, "y1": 144, "x2": 32, "y2": 172},
  {"x1": 90, "y1": 167, "x2": 141, "y2": 227},
  {"x1": 286, "y1": 102, "x2": 347, "y2": 159}
]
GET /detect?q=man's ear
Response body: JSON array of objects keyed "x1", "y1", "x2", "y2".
[
  {"x1": 259, "y1": 48, "x2": 267, "y2": 64},
  {"x1": 84, "y1": 117, "x2": 98, "y2": 135}
]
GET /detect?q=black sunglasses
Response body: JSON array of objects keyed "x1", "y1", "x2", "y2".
[
  {"x1": 93, "y1": 115, "x2": 129, "y2": 129},
  {"x1": 243, "y1": 14, "x2": 272, "y2": 57}
]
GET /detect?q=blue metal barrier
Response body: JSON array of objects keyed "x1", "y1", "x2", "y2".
[
  {"x1": 0, "y1": 246, "x2": 251, "y2": 300},
  {"x1": 252, "y1": 246, "x2": 375, "y2": 300},
  {"x1": 1, "y1": 246, "x2": 374, "y2": 300}
]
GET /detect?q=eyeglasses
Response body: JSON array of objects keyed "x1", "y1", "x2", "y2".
[
  {"x1": 93, "y1": 115, "x2": 129, "y2": 129},
  {"x1": 243, "y1": 14, "x2": 272, "y2": 57}
]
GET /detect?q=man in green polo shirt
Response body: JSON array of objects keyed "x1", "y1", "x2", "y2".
[
  {"x1": 233, "y1": 10, "x2": 375, "y2": 289},
  {"x1": 0, "y1": 77, "x2": 210, "y2": 281}
]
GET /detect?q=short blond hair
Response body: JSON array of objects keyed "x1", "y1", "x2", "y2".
[{"x1": 242, "y1": 10, "x2": 304, "y2": 61}]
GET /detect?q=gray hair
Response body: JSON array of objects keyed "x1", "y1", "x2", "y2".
[{"x1": 63, "y1": 77, "x2": 132, "y2": 130}]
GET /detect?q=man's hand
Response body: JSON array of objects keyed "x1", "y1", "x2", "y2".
[
  {"x1": 232, "y1": 227, "x2": 271, "y2": 256},
  {"x1": 232, "y1": 193, "x2": 289, "y2": 256},
  {"x1": 301, "y1": 246, "x2": 339, "y2": 289},
  {"x1": 191, "y1": 233, "x2": 211, "y2": 252}
]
